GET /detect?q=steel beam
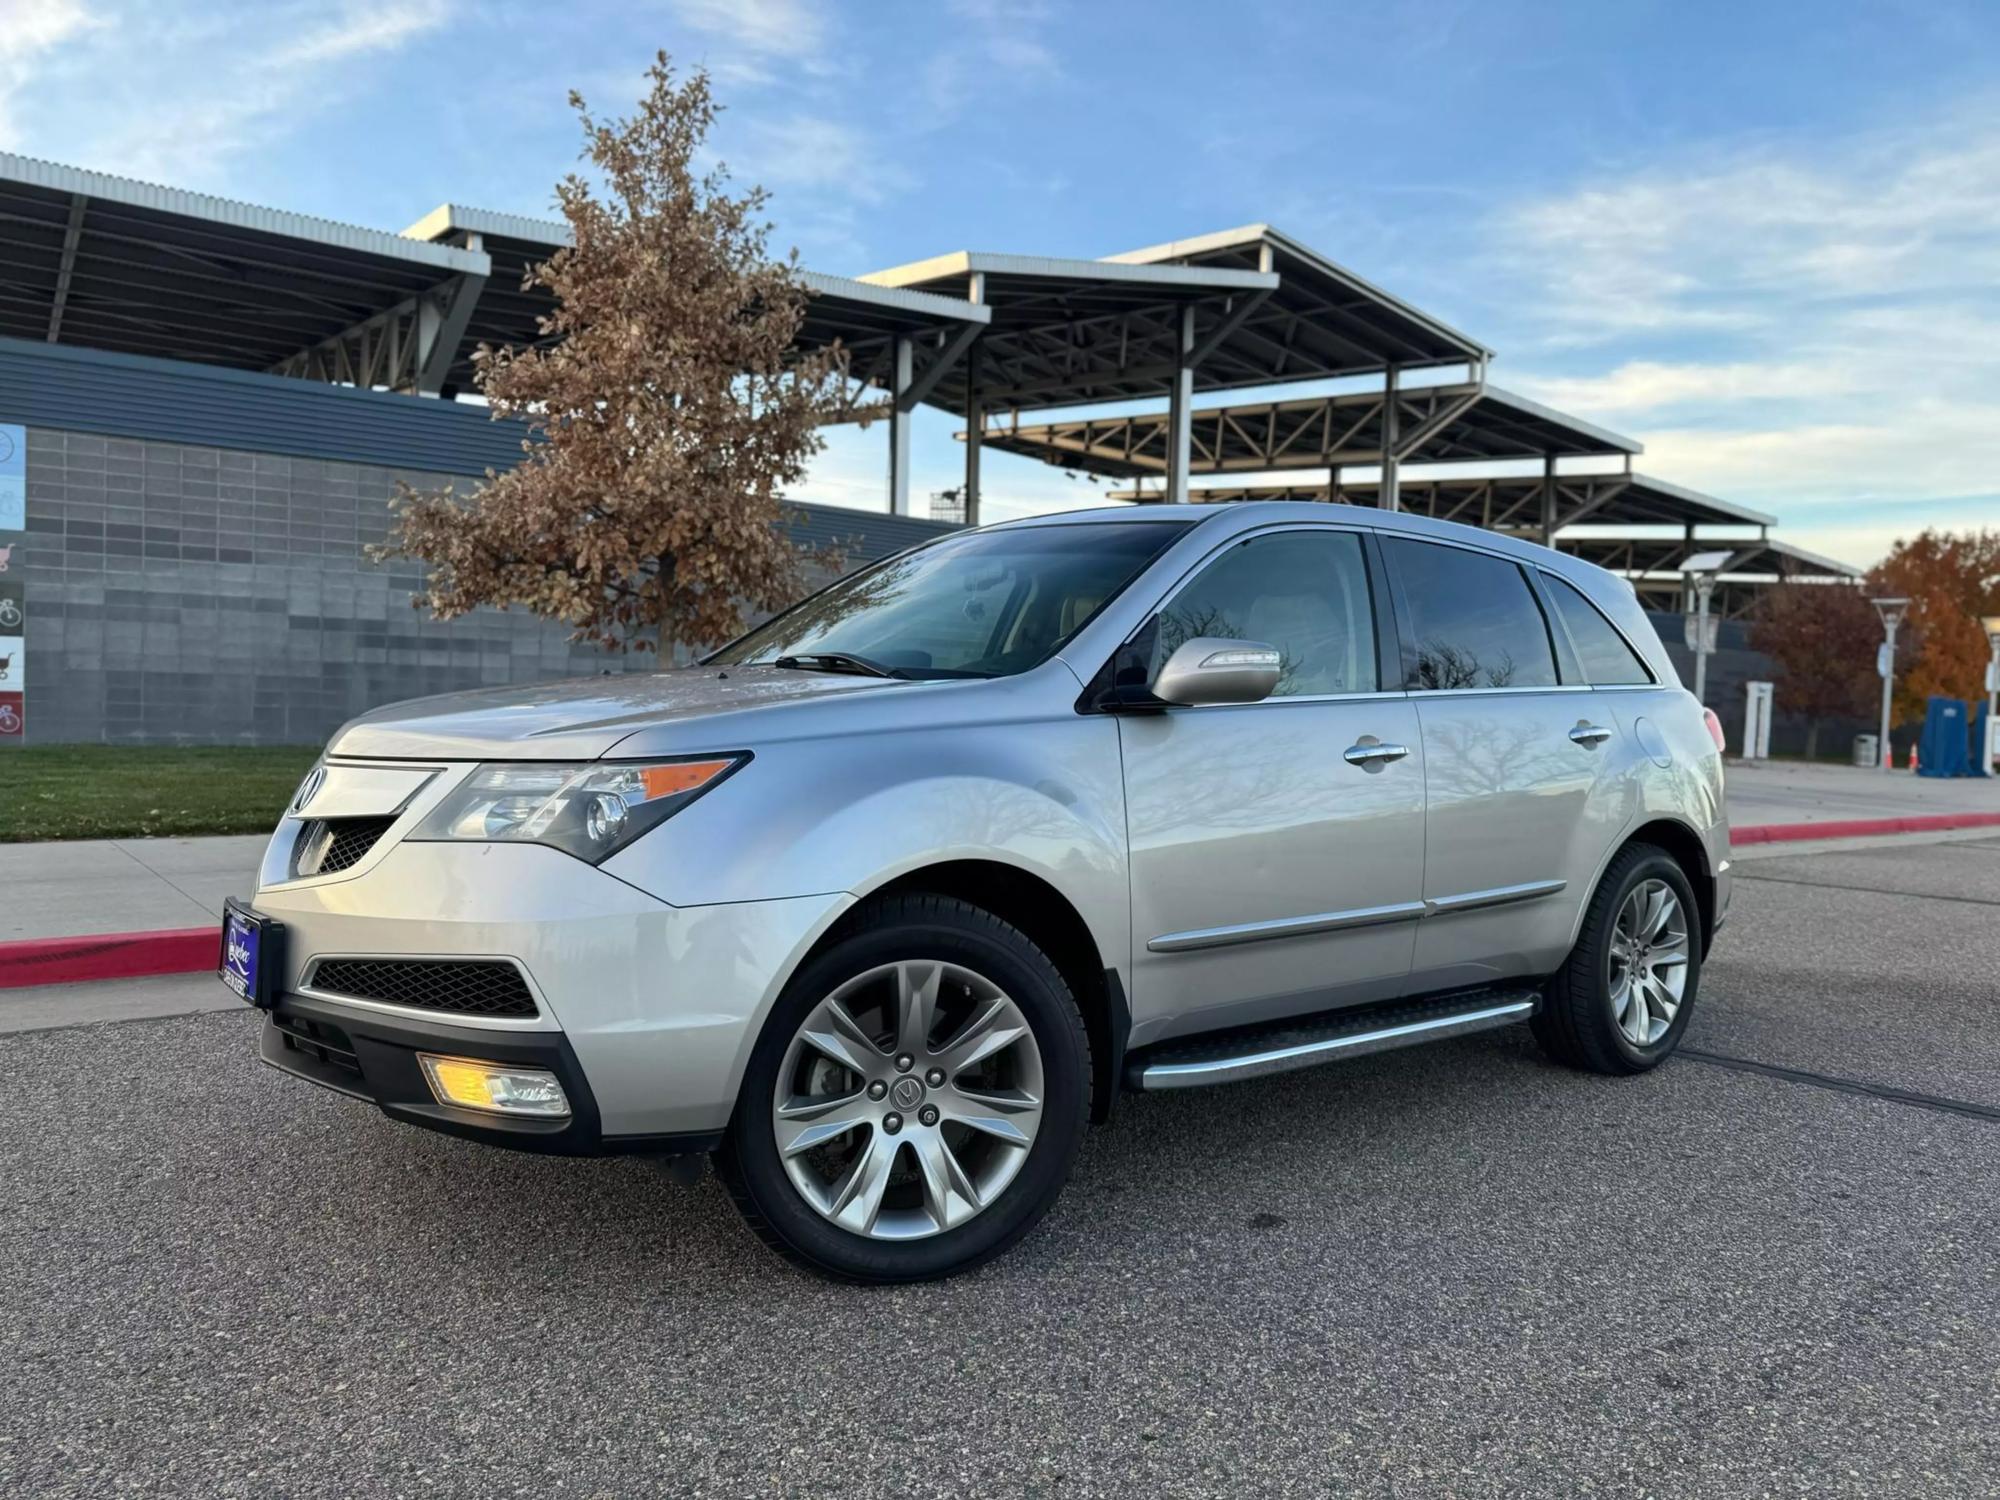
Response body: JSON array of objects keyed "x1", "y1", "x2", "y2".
[
  {"x1": 889, "y1": 335, "x2": 913, "y2": 516},
  {"x1": 414, "y1": 265, "x2": 486, "y2": 395},
  {"x1": 1165, "y1": 304, "x2": 1195, "y2": 504},
  {"x1": 46, "y1": 194, "x2": 88, "y2": 342},
  {"x1": 1380, "y1": 365, "x2": 1401, "y2": 511}
]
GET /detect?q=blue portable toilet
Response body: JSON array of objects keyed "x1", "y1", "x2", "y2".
[
  {"x1": 1916, "y1": 696, "x2": 1970, "y2": 778},
  {"x1": 1974, "y1": 700, "x2": 1993, "y2": 776}
]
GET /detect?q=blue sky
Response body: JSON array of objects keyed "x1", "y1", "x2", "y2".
[{"x1": 6, "y1": 0, "x2": 1999, "y2": 564}]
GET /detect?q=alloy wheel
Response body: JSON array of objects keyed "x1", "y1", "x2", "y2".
[
  {"x1": 1609, "y1": 877, "x2": 1690, "y2": 1047},
  {"x1": 771, "y1": 960, "x2": 1045, "y2": 1241}
]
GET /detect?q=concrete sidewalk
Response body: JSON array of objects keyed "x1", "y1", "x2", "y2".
[
  {"x1": 0, "y1": 834, "x2": 265, "y2": 943},
  {"x1": 1724, "y1": 759, "x2": 2000, "y2": 830}
]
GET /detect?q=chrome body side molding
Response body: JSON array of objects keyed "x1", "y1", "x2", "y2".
[
  {"x1": 1147, "y1": 900, "x2": 1428, "y2": 954},
  {"x1": 1148, "y1": 880, "x2": 1567, "y2": 954},
  {"x1": 1423, "y1": 878, "x2": 1568, "y2": 915}
]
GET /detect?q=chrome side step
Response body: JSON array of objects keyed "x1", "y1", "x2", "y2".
[{"x1": 1127, "y1": 988, "x2": 1540, "y2": 1093}]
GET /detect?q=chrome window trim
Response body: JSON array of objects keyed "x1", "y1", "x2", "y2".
[{"x1": 1150, "y1": 879, "x2": 1568, "y2": 953}]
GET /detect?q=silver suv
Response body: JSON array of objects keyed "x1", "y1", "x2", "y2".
[{"x1": 231, "y1": 502, "x2": 1730, "y2": 1280}]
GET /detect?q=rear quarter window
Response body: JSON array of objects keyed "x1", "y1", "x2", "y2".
[{"x1": 1543, "y1": 573, "x2": 1655, "y2": 686}]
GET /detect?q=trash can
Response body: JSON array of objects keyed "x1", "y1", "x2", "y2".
[{"x1": 1853, "y1": 733, "x2": 1879, "y2": 768}]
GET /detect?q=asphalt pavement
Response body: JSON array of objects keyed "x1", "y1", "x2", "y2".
[{"x1": 3, "y1": 837, "x2": 1998, "y2": 1498}]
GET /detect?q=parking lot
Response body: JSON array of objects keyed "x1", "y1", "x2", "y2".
[{"x1": 4, "y1": 835, "x2": 1998, "y2": 1498}]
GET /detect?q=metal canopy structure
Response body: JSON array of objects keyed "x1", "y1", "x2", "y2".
[
  {"x1": 1104, "y1": 224, "x2": 1492, "y2": 379},
  {"x1": 856, "y1": 250, "x2": 1277, "y2": 410},
  {"x1": 979, "y1": 381, "x2": 1637, "y2": 478},
  {"x1": 1562, "y1": 535, "x2": 1863, "y2": 619},
  {"x1": 401, "y1": 206, "x2": 992, "y2": 401},
  {"x1": 1, "y1": 151, "x2": 1855, "y2": 595},
  {"x1": 2, "y1": 152, "x2": 490, "y2": 394},
  {"x1": 1107, "y1": 471, "x2": 1774, "y2": 544}
]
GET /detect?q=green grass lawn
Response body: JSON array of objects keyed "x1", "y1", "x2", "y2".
[{"x1": 0, "y1": 745, "x2": 322, "y2": 842}]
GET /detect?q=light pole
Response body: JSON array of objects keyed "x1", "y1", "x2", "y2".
[
  {"x1": 1981, "y1": 613, "x2": 2000, "y2": 777},
  {"x1": 1680, "y1": 551, "x2": 1735, "y2": 706},
  {"x1": 1871, "y1": 597, "x2": 1909, "y2": 773}
]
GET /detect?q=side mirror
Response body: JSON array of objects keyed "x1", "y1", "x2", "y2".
[{"x1": 1151, "y1": 636, "x2": 1282, "y2": 707}]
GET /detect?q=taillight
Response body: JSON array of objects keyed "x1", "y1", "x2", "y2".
[{"x1": 1702, "y1": 708, "x2": 1727, "y2": 753}]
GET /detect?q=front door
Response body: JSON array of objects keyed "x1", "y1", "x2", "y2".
[{"x1": 1118, "y1": 526, "x2": 1427, "y2": 1048}]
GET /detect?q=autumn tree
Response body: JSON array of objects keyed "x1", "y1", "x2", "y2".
[
  {"x1": 1746, "y1": 581, "x2": 1879, "y2": 757},
  {"x1": 380, "y1": 54, "x2": 846, "y2": 652},
  {"x1": 1869, "y1": 529, "x2": 2000, "y2": 722}
]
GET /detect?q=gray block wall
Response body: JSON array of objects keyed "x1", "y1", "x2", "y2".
[
  {"x1": 17, "y1": 428, "x2": 629, "y2": 744},
  {"x1": 11, "y1": 425, "x2": 953, "y2": 747}
]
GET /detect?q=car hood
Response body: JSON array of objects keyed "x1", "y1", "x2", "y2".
[{"x1": 327, "y1": 666, "x2": 910, "y2": 761}]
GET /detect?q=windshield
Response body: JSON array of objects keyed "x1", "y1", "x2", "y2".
[{"x1": 711, "y1": 520, "x2": 1191, "y2": 679}]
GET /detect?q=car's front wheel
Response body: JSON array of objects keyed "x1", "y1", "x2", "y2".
[
  {"x1": 718, "y1": 894, "x2": 1090, "y2": 1282},
  {"x1": 1533, "y1": 842, "x2": 1702, "y2": 1074}
]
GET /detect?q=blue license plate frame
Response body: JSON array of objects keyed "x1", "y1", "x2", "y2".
[{"x1": 218, "y1": 897, "x2": 283, "y2": 1009}]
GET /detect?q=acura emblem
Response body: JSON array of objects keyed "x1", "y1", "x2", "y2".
[{"x1": 292, "y1": 765, "x2": 327, "y2": 813}]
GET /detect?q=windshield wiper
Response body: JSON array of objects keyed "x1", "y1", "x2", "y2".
[{"x1": 770, "y1": 651, "x2": 901, "y2": 679}]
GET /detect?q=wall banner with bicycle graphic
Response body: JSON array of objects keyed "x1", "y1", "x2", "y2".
[{"x1": 1, "y1": 422, "x2": 25, "y2": 740}]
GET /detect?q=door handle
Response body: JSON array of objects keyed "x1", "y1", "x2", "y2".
[
  {"x1": 1569, "y1": 723, "x2": 1613, "y2": 746},
  {"x1": 1343, "y1": 740, "x2": 1410, "y2": 767}
]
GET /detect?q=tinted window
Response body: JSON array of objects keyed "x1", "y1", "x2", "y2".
[
  {"x1": 1152, "y1": 530, "x2": 1377, "y2": 697},
  {"x1": 1387, "y1": 538, "x2": 1558, "y2": 691},
  {"x1": 712, "y1": 521, "x2": 1188, "y2": 679},
  {"x1": 1544, "y1": 573, "x2": 1654, "y2": 685}
]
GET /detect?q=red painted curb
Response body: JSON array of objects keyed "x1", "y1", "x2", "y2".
[
  {"x1": 1734, "y1": 811, "x2": 2000, "y2": 846},
  {"x1": 0, "y1": 927, "x2": 217, "y2": 990}
]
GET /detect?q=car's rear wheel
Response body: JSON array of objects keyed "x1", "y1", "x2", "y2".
[
  {"x1": 718, "y1": 894, "x2": 1090, "y2": 1281},
  {"x1": 1533, "y1": 842, "x2": 1701, "y2": 1074}
]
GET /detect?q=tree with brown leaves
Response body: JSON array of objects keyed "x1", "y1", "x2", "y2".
[
  {"x1": 1869, "y1": 529, "x2": 2000, "y2": 721},
  {"x1": 380, "y1": 54, "x2": 846, "y2": 653},
  {"x1": 1747, "y1": 581, "x2": 1879, "y2": 757}
]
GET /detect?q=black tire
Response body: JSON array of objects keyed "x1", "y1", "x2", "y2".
[
  {"x1": 716, "y1": 894, "x2": 1091, "y2": 1282},
  {"x1": 1532, "y1": 842, "x2": 1702, "y2": 1075}
]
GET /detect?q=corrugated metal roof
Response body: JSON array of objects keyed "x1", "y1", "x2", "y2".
[{"x1": 3, "y1": 151, "x2": 485, "y2": 276}]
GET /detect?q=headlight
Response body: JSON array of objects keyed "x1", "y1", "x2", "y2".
[{"x1": 410, "y1": 756, "x2": 746, "y2": 863}]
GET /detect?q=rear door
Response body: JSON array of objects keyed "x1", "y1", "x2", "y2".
[
  {"x1": 1382, "y1": 535, "x2": 1623, "y2": 995},
  {"x1": 1117, "y1": 524, "x2": 1427, "y2": 1046}
]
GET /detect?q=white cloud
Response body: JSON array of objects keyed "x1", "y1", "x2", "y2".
[
  {"x1": 270, "y1": 0, "x2": 450, "y2": 68},
  {"x1": 0, "y1": 0, "x2": 99, "y2": 145},
  {"x1": 661, "y1": 0, "x2": 833, "y2": 85},
  {"x1": 922, "y1": 0, "x2": 1061, "y2": 121},
  {"x1": 1486, "y1": 101, "x2": 2000, "y2": 564},
  {"x1": 3, "y1": 0, "x2": 454, "y2": 186},
  {"x1": 665, "y1": 0, "x2": 825, "y2": 59}
]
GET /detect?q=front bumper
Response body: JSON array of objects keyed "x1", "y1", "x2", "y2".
[
  {"x1": 250, "y1": 839, "x2": 853, "y2": 1140},
  {"x1": 261, "y1": 992, "x2": 719, "y2": 1156}
]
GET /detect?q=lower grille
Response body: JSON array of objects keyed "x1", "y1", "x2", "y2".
[
  {"x1": 294, "y1": 815, "x2": 398, "y2": 877},
  {"x1": 308, "y1": 957, "x2": 539, "y2": 1019},
  {"x1": 273, "y1": 1013, "x2": 362, "y2": 1077}
]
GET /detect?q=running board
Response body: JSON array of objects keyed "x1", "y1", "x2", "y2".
[{"x1": 1127, "y1": 988, "x2": 1540, "y2": 1092}]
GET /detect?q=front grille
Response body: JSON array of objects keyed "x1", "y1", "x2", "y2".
[
  {"x1": 293, "y1": 815, "x2": 397, "y2": 877},
  {"x1": 273, "y1": 1013, "x2": 362, "y2": 1077},
  {"x1": 308, "y1": 958, "x2": 538, "y2": 1018}
]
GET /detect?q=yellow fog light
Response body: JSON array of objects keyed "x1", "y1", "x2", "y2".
[{"x1": 418, "y1": 1053, "x2": 571, "y2": 1118}]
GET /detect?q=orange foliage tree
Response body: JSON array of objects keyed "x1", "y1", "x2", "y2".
[
  {"x1": 379, "y1": 54, "x2": 847, "y2": 653},
  {"x1": 1868, "y1": 530, "x2": 2000, "y2": 722}
]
